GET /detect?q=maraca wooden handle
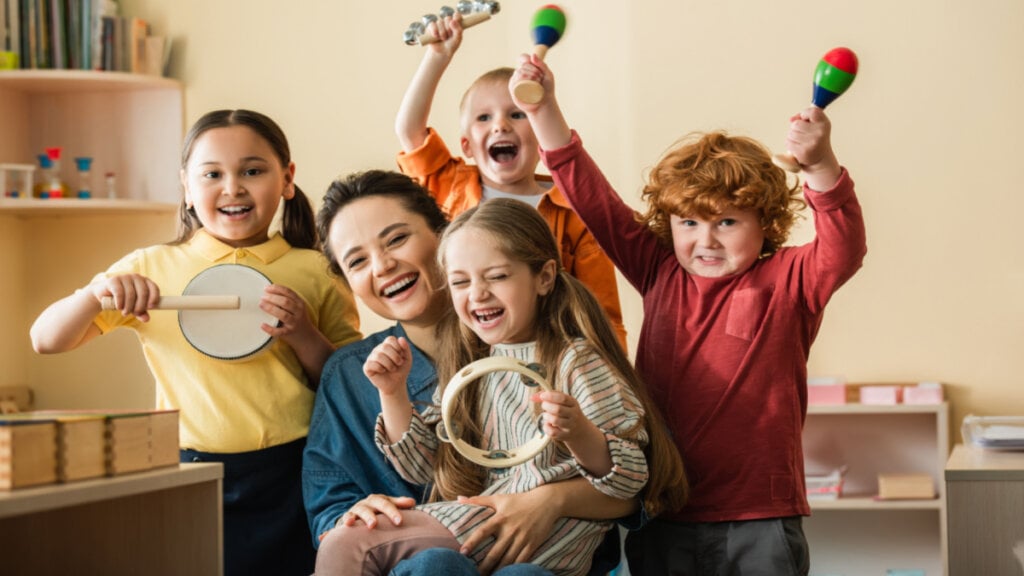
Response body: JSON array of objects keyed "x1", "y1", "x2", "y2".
[
  {"x1": 101, "y1": 295, "x2": 241, "y2": 310},
  {"x1": 513, "y1": 5, "x2": 566, "y2": 105},
  {"x1": 418, "y1": 12, "x2": 493, "y2": 45},
  {"x1": 512, "y1": 47, "x2": 547, "y2": 105},
  {"x1": 772, "y1": 152, "x2": 802, "y2": 173}
]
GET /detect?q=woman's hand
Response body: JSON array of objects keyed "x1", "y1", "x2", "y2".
[{"x1": 456, "y1": 489, "x2": 559, "y2": 574}]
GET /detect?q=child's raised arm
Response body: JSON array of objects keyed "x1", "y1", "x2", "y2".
[
  {"x1": 30, "y1": 274, "x2": 161, "y2": 353},
  {"x1": 363, "y1": 336, "x2": 415, "y2": 442},
  {"x1": 395, "y1": 14, "x2": 465, "y2": 152},
  {"x1": 784, "y1": 106, "x2": 842, "y2": 191},
  {"x1": 510, "y1": 54, "x2": 572, "y2": 151}
]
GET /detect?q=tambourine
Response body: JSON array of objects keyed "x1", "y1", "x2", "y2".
[
  {"x1": 439, "y1": 356, "x2": 552, "y2": 468},
  {"x1": 177, "y1": 264, "x2": 278, "y2": 361}
]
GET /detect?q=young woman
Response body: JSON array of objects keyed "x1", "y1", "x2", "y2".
[
  {"x1": 309, "y1": 193, "x2": 687, "y2": 575},
  {"x1": 304, "y1": 171, "x2": 646, "y2": 575}
]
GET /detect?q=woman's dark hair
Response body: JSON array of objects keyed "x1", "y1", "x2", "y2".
[
  {"x1": 174, "y1": 109, "x2": 318, "y2": 249},
  {"x1": 317, "y1": 170, "x2": 448, "y2": 278}
]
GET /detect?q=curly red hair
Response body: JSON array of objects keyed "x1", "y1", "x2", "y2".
[{"x1": 638, "y1": 131, "x2": 805, "y2": 257}]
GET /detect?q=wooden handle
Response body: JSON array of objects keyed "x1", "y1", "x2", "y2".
[
  {"x1": 771, "y1": 152, "x2": 801, "y2": 173},
  {"x1": 511, "y1": 45, "x2": 549, "y2": 105},
  {"x1": 418, "y1": 12, "x2": 492, "y2": 45},
  {"x1": 101, "y1": 295, "x2": 241, "y2": 311}
]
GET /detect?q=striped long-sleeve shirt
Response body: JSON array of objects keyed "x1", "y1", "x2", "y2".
[{"x1": 375, "y1": 339, "x2": 648, "y2": 576}]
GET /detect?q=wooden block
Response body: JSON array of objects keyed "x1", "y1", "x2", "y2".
[
  {"x1": 56, "y1": 416, "x2": 107, "y2": 482},
  {"x1": 0, "y1": 420, "x2": 58, "y2": 489},
  {"x1": 878, "y1": 473, "x2": 935, "y2": 500},
  {"x1": 148, "y1": 410, "x2": 180, "y2": 469},
  {"x1": 0, "y1": 386, "x2": 34, "y2": 413},
  {"x1": 32, "y1": 409, "x2": 180, "y2": 476},
  {"x1": 106, "y1": 414, "x2": 154, "y2": 475}
]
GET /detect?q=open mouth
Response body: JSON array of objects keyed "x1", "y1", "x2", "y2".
[
  {"x1": 381, "y1": 274, "x2": 418, "y2": 298},
  {"x1": 472, "y1": 307, "x2": 505, "y2": 324},
  {"x1": 218, "y1": 206, "x2": 252, "y2": 216},
  {"x1": 488, "y1": 143, "x2": 518, "y2": 163}
]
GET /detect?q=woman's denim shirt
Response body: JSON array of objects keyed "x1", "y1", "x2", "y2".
[{"x1": 302, "y1": 323, "x2": 438, "y2": 546}]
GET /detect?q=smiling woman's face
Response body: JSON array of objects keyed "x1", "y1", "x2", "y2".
[{"x1": 327, "y1": 195, "x2": 446, "y2": 326}]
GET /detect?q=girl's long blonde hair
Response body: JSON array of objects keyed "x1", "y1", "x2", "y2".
[{"x1": 433, "y1": 198, "x2": 688, "y2": 517}]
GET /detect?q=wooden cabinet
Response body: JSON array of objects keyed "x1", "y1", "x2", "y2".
[
  {"x1": 946, "y1": 444, "x2": 1024, "y2": 576},
  {"x1": 0, "y1": 463, "x2": 223, "y2": 575},
  {"x1": 0, "y1": 70, "x2": 183, "y2": 409},
  {"x1": 803, "y1": 402, "x2": 950, "y2": 575}
]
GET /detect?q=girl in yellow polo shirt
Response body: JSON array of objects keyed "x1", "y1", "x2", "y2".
[{"x1": 30, "y1": 109, "x2": 361, "y2": 576}]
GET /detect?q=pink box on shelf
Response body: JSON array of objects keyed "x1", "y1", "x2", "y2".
[
  {"x1": 859, "y1": 385, "x2": 903, "y2": 405},
  {"x1": 903, "y1": 382, "x2": 944, "y2": 405},
  {"x1": 808, "y1": 384, "x2": 847, "y2": 405}
]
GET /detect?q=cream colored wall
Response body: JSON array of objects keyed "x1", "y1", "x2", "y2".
[{"x1": 78, "y1": 0, "x2": 1022, "y2": 431}]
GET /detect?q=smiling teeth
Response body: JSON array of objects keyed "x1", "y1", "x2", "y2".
[
  {"x1": 473, "y1": 308, "x2": 503, "y2": 322},
  {"x1": 220, "y1": 206, "x2": 250, "y2": 214},
  {"x1": 383, "y1": 276, "x2": 415, "y2": 297}
]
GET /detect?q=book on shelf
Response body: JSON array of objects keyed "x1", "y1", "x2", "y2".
[
  {"x1": 0, "y1": 418, "x2": 58, "y2": 490},
  {"x1": 1, "y1": 0, "x2": 165, "y2": 73}
]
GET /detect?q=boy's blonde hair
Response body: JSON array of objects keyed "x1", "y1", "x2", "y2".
[
  {"x1": 638, "y1": 131, "x2": 806, "y2": 257},
  {"x1": 433, "y1": 198, "x2": 688, "y2": 517},
  {"x1": 458, "y1": 67, "x2": 514, "y2": 130}
]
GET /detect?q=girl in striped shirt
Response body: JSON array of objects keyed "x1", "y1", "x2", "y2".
[{"x1": 314, "y1": 198, "x2": 687, "y2": 576}]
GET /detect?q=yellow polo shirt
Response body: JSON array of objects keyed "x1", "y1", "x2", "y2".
[{"x1": 92, "y1": 230, "x2": 361, "y2": 453}]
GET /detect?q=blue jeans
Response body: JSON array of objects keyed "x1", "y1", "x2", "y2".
[{"x1": 389, "y1": 548, "x2": 554, "y2": 576}]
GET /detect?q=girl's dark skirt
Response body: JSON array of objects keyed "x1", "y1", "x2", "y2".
[{"x1": 182, "y1": 437, "x2": 314, "y2": 576}]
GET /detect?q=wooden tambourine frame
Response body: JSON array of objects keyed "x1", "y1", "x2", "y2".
[
  {"x1": 439, "y1": 356, "x2": 552, "y2": 468},
  {"x1": 176, "y1": 264, "x2": 278, "y2": 361}
]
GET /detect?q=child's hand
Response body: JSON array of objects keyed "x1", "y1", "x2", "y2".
[
  {"x1": 510, "y1": 54, "x2": 555, "y2": 112},
  {"x1": 533, "y1": 390, "x2": 590, "y2": 443},
  {"x1": 425, "y1": 11, "x2": 464, "y2": 59},
  {"x1": 784, "y1": 106, "x2": 842, "y2": 190},
  {"x1": 90, "y1": 274, "x2": 161, "y2": 322},
  {"x1": 260, "y1": 284, "x2": 316, "y2": 343},
  {"x1": 363, "y1": 336, "x2": 413, "y2": 397}
]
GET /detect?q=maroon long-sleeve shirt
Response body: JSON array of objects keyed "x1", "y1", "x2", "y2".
[{"x1": 542, "y1": 132, "x2": 866, "y2": 522}]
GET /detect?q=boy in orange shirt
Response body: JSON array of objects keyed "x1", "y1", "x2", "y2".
[{"x1": 395, "y1": 13, "x2": 626, "y2": 349}]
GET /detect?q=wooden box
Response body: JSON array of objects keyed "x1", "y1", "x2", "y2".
[
  {"x1": 877, "y1": 473, "x2": 935, "y2": 500},
  {"x1": 0, "y1": 420, "x2": 57, "y2": 489},
  {"x1": 32, "y1": 409, "x2": 179, "y2": 477},
  {"x1": 54, "y1": 414, "x2": 107, "y2": 482}
]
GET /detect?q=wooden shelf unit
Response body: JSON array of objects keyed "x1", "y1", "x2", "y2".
[
  {"x1": 0, "y1": 463, "x2": 223, "y2": 575},
  {"x1": 803, "y1": 402, "x2": 950, "y2": 575},
  {"x1": 0, "y1": 70, "x2": 184, "y2": 410}
]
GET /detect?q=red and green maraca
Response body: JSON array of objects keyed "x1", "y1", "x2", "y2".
[
  {"x1": 512, "y1": 4, "x2": 567, "y2": 105},
  {"x1": 773, "y1": 47, "x2": 859, "y2": 172}
]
